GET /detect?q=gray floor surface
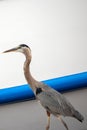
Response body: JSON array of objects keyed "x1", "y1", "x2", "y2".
[{"x1": 0, "y1": 88, "x2": 87, "y2": 130}]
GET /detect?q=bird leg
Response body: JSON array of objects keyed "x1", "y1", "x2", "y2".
[
  {"x1": 46, "y1": 111, "x2": 51, "y2": 130},
  {"x1": 58, "y1": 116, "x2": 69, "y2": 130}
]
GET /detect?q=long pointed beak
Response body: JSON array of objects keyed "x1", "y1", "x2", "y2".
[{"x1": 3, "y1": 47, "x2": 18, "y2": 53}]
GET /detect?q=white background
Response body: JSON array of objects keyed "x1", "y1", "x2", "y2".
[{"x1": 0, "y1": 0, "x2": 87, "y2": 88}]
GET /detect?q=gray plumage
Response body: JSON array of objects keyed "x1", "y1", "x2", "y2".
[
  {"x1": 35, "y1": 82, "x2": 84, "y2": 121},
  {"x1": 3, "y1": 44, "x2": 84, "y2": 130}
]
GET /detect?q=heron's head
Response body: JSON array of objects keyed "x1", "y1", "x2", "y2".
[{"x1": 3, "y1": 44, "x2": 31, "y2": 56}]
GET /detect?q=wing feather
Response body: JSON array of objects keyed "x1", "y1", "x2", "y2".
[{"x1": 36, "y1": 84, "x2": 75, "y2": 117}]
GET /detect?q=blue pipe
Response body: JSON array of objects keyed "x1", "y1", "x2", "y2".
[{"x1": 0, "y1": 72, "x2": 87, "y2": 104}]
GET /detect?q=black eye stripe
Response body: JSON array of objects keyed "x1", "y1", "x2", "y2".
[{"x1": 19, "y1": 44, "x2": 29, "y2": 48}]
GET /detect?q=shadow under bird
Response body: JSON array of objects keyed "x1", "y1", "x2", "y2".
[{"x1": 3, "y1": 44, "x2": 84, "y2": 130}]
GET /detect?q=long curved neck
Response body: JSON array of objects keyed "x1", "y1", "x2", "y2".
[{"x1": 23, "y1": 51, "x2": 38, "y2": 91}]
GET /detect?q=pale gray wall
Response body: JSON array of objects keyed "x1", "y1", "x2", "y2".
[{"x1": 0, "y1": 0, "x2": 87, "y2": 88}]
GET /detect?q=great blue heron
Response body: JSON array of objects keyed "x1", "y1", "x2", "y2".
[{"x1": 3, "y1": 44, "x2": 84, "y2": 130}]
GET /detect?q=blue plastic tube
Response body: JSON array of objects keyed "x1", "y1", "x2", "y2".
[{"x1": 0, "y1": 72, "x2": 87, "y2": 104}]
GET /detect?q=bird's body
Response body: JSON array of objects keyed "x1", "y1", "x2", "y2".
[
  {"x1": 35, "y1": 82, "x2": 83, "y2": 121},
  {"x1": 3, "y1": 44, "x2": 84, "y2": 130}
]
